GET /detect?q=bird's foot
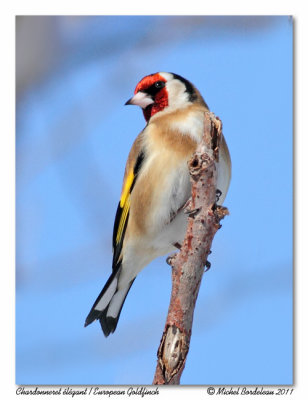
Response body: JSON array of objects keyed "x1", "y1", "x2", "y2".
[
  {"x1": 182, "y1": 197, "x2": 192, "y2": 213},
  {"x1": 166, "y1": 253, "x2": 177, "y2": 266},
  {"x1": 186, "y1": 207, "x2": 201, "y2": 218},
  {"x1": 183, "y1": 198, "x2": 201, "y2": 218},
  {"x1": 205, "y1": 260, "x2": 211, "y2": 272},
  {"x1": 216, "y1": 189, "x2": 222, "y2": 203}
]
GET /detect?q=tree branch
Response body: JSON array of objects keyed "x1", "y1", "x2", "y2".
[{"x1": 153, "y1": 112, "x2": 229, "y2": 385}]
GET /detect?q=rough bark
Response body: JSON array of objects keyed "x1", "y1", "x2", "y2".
[{"x1": 153, "y1": 112, "x2": 229, "y2": 385}]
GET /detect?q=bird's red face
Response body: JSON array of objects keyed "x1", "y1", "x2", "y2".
[{"x1": 126, "y1": 73, "x2": 168, "y2": 122}]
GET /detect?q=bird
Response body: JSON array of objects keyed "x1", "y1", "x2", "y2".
[{"x1": 84, "y1": 72, "x2": 231, "y2": 336}]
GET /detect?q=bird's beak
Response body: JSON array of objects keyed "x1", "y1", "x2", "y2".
[{"x1": 125, "y1": 92, "x2": 154, "y2": 109}]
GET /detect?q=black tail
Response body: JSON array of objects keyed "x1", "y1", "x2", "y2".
[{"x1": 85, "y1": 270, "x2": 135, "y2": 337}]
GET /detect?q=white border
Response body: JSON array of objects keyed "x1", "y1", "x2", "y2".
[{"x1": 2, "y1": 1, "x2": 307, "y2": 399}]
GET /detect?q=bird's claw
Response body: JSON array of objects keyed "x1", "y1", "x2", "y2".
[
  {"x1": 185, "y1": 206, "x2": 201, "y2": 218},
  {"x1": 183, "y1": 197, "x2": 201, "y2": 218},
  {"x1": 216, "y1": 189, "x2": 222, "y2": 203},
  {"x1": 205, "y1": 260, "x2": 211, "y2": 272},
  {"x1": 166, "y1": 253, "x2": 177, "y2": 266},
  {"x1": 183, "y1": 198, "x2": 192, "y2": 213}
]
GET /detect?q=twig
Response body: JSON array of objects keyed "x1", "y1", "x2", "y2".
[{"x1": 153, "y1": 112, "x2": 229, "y2": 385}]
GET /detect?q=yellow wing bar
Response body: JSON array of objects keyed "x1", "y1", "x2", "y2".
[
  {"x1": 120, "y1": 170, "x2": 134, "y2": 208},
  {"x1": 116, "y1": 194, "x2": 131, "y2": 245},
  {"x1": 114, "y1": 169, "x2": 135, "y2": 246},
  {"x1": 112, "y1": 151, "x2": 145, "y2": 268}
]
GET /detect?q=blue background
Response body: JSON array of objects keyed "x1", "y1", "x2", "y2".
[{"x1": 16, "y1": 16, "x2": 293, "y2": 385}]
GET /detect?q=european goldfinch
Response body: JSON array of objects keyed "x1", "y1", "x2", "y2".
[{"x1": 85, "y1": 72, "x2": 231, "y2": 336}]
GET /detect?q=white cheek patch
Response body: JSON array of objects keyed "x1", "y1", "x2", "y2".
[{"x1": 166, "y1": 79, "x2": 190, "y2": 109}]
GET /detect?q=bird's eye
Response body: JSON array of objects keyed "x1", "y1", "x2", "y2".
[{"x1": 154, "y1": 81, "x2": 165, "y2": 89}]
